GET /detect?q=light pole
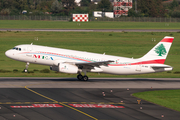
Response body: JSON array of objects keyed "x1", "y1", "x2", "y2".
[
  {"x1": 102, "y1": 8, "x2": 105, "y2": 17},
  {"x1": 135, "y1": 0, "x2": 137, "y2": 13}
]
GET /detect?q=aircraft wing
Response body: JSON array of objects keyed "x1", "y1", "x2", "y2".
[{"x1": 74, "y1": 60, "x2": 114, "y2": 69}]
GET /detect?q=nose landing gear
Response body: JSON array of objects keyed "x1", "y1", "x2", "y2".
[{"x1": 24, "y1": 62, "x2": 29, "y2": 73}]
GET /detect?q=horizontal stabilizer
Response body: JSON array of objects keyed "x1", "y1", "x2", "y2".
[{"x1": 151, "y1": 64, "x2": 172, "y2": 68}]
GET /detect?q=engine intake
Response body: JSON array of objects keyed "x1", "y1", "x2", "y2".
[{"x1": 50, "y1": 63, "x2": 78, "y2": 74}]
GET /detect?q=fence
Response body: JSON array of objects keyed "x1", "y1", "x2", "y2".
[
  {"x1": 90, "y1": 17, "x2": 180, "y2": 22},
  {"x1": 0, "y1": 15, "x2": 180, "y2": 22},
  {"x1": 0, "y1": 15, "x2": 71, "y2": 21}
]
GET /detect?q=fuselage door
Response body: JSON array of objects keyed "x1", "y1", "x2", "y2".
[
  {"x1": 136, "y1": 62, "x2": 141, "y2": 71},
  {"x1": 26, "y1": 46, "x2": 34, "y2": 63}
]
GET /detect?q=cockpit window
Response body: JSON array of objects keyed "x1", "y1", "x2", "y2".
[{"x1": 12, "y1": 47, "x2": 22, "y2": 51}]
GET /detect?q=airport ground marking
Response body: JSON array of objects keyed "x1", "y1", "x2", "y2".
[
  {"x1": 0, "y1": 101, "x2": 125, "y2": 105},
  {"x1": 5, "y1": 102, "x2": 11, "y2": 104},
  {"x1": 69, "y1": 104, "x2": 125, "y2": 108},
  {"x1": 72, "y1": 102, "x2": 77, "y2": 103},
  {"x1": 16, "y1": 102, "x2": 22, "y2": 104},
  {"x1": 25, "y1": 86, "x2": 58, "y2": 103},
  {"x1": 62, "y1": 102, "x2": 68, "y2": 103},
  {"x1": 59, "y1": 102, "x2": 98, "y2": 120},
  {"x1": 0, "y1": 102, "x2": 56, "y2": 104},
  {"x1": 25, "y1": 102, "x2": 30, "y2": 104},
  {"x1": 11, "y1": 104, "x2": 63, "y2": 108},
  {"x1": 34, "y1": 102, "x2": 40, "y2": 104},
  {"x1": 24, "y1": 86, "x2": 98, "y2": 120}
]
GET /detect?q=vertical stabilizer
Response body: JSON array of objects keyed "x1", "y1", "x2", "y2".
[{"x1": 140, "y1": 36, "x2": 174, "y2": 64}]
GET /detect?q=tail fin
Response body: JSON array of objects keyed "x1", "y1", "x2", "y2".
[{"x1": 140, "y1": 36, "x2": 174, "y2": 64}]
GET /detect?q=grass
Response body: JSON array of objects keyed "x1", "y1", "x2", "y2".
[
  {"x1": 0, "y1": 31, "x2": 180, "y2": 77},
  {"x1": 133, "y1": 89, "x2": 180, "y2": 112},
  {"x1": 1, "y1": 21, "x2": 179, "y2": 113},
  {"x1": 1, "y1": 20, "x2": 180, "y2": 29}
]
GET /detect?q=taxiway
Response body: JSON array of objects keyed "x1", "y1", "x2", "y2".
[
  {"x1": 0, "y1": 28, "x2": 180, "y2": 32},
  {"x1": 0, "y1": 78, "x2": 179, "y2": 120}
]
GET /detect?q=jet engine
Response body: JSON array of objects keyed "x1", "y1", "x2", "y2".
[{"x1": 50, "y1": 63, "x2": 78, "y2": 74}]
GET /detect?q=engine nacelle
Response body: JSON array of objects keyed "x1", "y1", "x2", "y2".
[
  {"x1": 50, "y1": 66, "x2": 59, "y2": 71},
  {"x1": 50, "y1": 63, "x2": 78, "y2": 74}
]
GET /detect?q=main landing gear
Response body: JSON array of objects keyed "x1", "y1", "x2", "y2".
[
  {"x1": 77, "y1": 69, "x2": 88, "y2": 81},
  {"x1": 77, "y1": 74, "x2": 89, "y2": 81}
]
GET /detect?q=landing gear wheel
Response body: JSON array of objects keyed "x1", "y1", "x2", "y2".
[
  {"x1": 24, "y1": 62, "x2": 29, "y2": 73},
  {"x1": 77, "y1": 74, "x2": 83, "y2": 80},
  {"x1": 83, "y1": 75, "x2": 88, "y2": 81},
  {"x1": 24, "y1": 69, "x2": 28, "y2": 73}
]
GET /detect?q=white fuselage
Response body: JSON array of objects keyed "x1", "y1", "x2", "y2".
[{"x1": 5, "y1": 44, "x2": 172, "y2": 75}]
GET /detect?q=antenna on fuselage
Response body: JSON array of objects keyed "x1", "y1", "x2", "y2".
[
  {"x1": 31, "y1": 43, "x2": 33, "y2": 45},
  {"x1": 103, "y1": 53, "x2": 105, "y2": 55}
]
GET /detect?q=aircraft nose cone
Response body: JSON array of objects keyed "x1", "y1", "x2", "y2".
[
  {"x1": 5, "y1": 51, "x2": 9, "y2": 57},
  {"x1": 5, "y1": 50, "x2": 12, "y2": 58}
]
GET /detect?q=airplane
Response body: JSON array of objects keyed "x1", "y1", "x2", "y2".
[{"x1": 5, "y1": 36, "x2": 174, "y2": 81}]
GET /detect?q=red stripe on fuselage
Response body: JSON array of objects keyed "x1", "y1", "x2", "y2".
[
  {"x1": 161, "y1": 38, "x2": 174, "y2": 43},
  {"x1": 132, "y1": 59, "x2": 165, "y2": 65},
  {"x1": 109, "y1": 59, "x2": 165, "y2": 66}
]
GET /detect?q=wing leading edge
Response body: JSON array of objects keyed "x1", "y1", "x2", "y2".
[{"x1": 75, "y1": 60, "x2": 114, "y2": 69}]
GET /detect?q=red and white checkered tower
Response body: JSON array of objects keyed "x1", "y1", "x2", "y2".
[{"x1": 114, "y1": 0, "x2": 132, "y2": 17}]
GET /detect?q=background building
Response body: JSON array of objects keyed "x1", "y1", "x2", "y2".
[{"x1": 113, "y1": 0, "x2": 132, "y2": 17}]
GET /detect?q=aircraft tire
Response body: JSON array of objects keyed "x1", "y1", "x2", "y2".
[
  {"x1": 24, "y1": 69, "x2": 28, "y2": 73},
  {"x1": 83, "y1": 75, "x2": 88, "y2": 81},
  {"x1": 77, "y1": 74, "x2": 83, "y2": 80}
]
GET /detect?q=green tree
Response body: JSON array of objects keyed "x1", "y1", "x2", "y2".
[
  {"x1": 137, "y1": 0, "x2": 165, "y2": 17},
  {"x1": 0, "y1": 8, "x2": 11, "y2": 15},
  {"x1": 97, "y1": 0, "x2": 112, "y2": 11},
  {"x1": 11, "y1": 0, "x2": 28, "y2": 14},
  {"x1": 128, "y1": 8, "x2": 142, "y2": 17},
  {"x1": 171, "y1": 10, "x2": 180, "y2": 17},
  {"x1": 170, "y1": 0, "x2": 179, "y2": 10},
  {"x1": 154, "y1": 44, "x2": 167, "y2": 56},
  {"x1": 149, "y1": 0, "x2": 158, "y2": 17},
  {"x1": 51, "y1": 0, "x2": 63, "y2": 13},
  {"x1": 0, "y1": 0, "x2": 12, "y2": 9},
  {"x1": 80, "y1": 0, "x2": 91, "y2": 6},
  {"x1": 156, "y1": 0, "x2": 165, "y2": 16},
  {"x1": 62, "y1": 0, "x2": 76, "y2": 10}
]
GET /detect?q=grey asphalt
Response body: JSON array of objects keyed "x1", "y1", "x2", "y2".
[
  {"x1": 0, "y1": 78, "x2": 179, "y2": 120},
  {"x1": 0, "y1": 28, "x2": 180, "y2": 32},
  {"x1": 0, "y1": 77, "x2": 180, "y2": 88}
]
